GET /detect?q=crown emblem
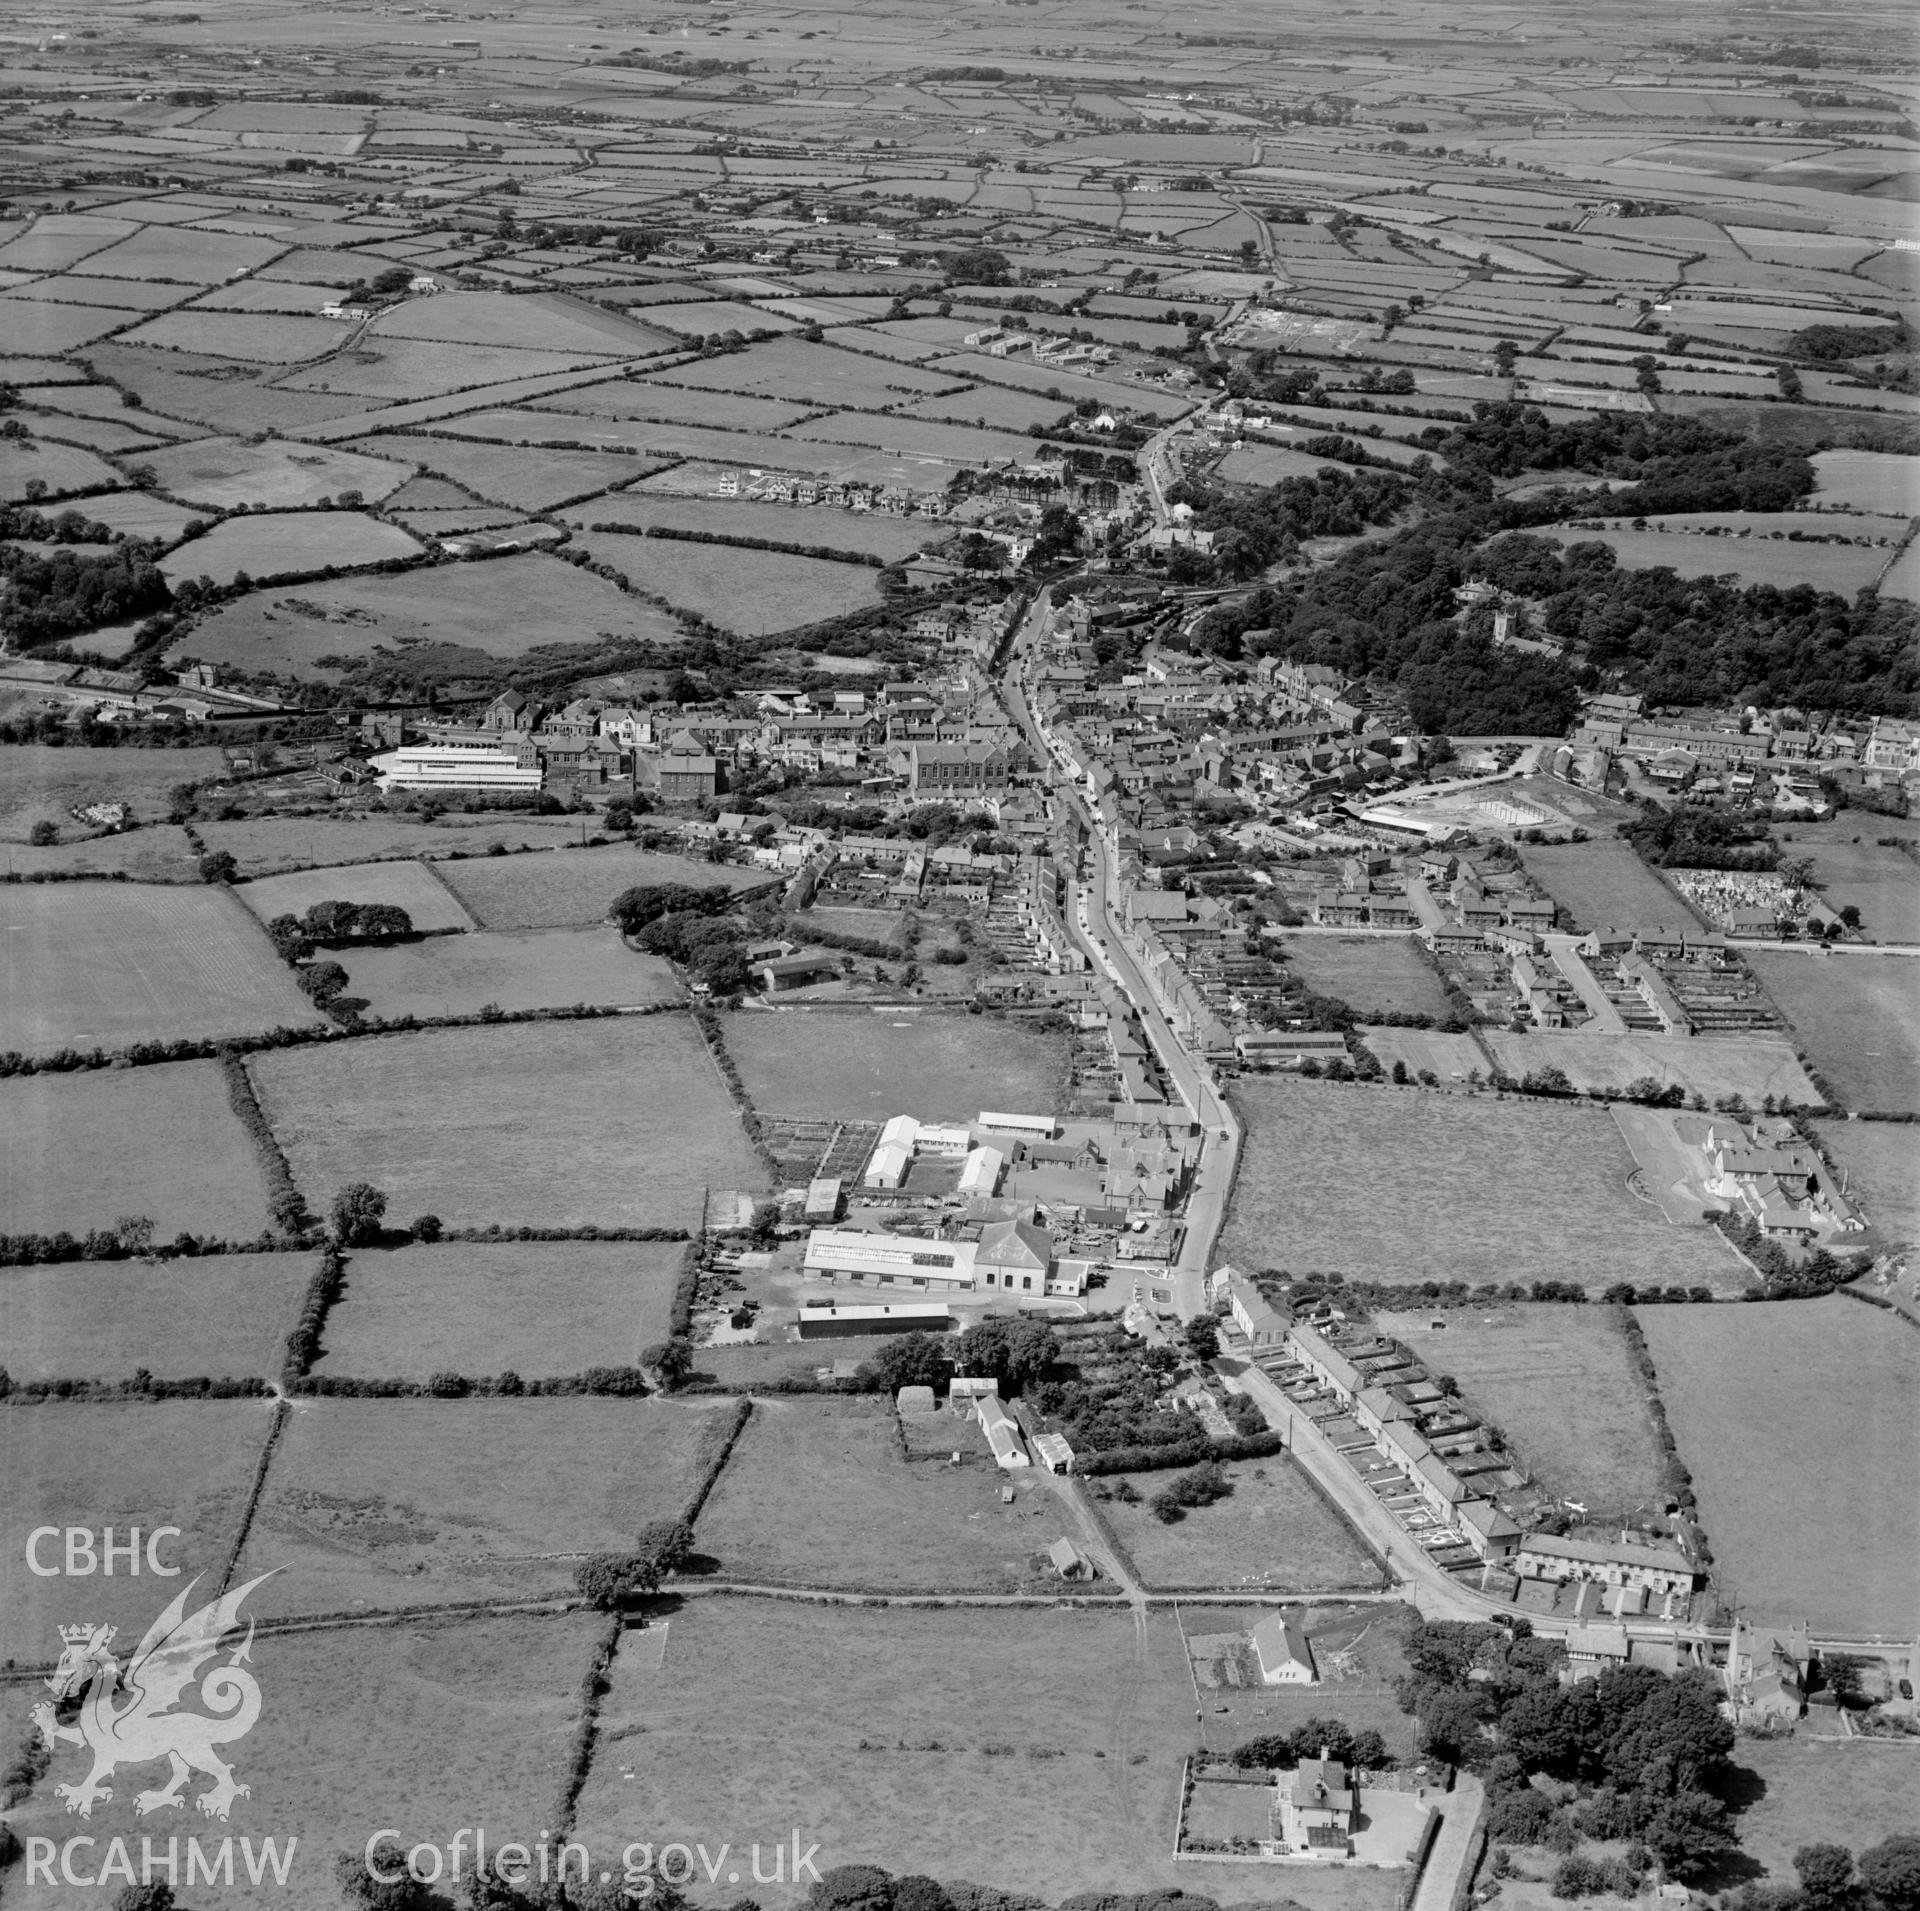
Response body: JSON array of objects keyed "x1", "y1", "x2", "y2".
[{"x1": 58, "y1": 1624, "x2": 112, "y2": 1645}]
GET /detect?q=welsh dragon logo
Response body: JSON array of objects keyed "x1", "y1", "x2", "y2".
[{"x1": 30, "y1": 1572, "x2": 277, "y2": 1821}]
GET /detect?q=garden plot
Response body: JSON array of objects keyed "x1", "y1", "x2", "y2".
[
  {"x1": 0, "y1": 1058, "x2": 271, "y2": 1241},
  {"x1": 236, "y1": 857, "x2": 475, "y2": 932},
  {"x1": 146, "y1": 436, "x2": 414, "y2": 510},
  {"x1": 249, "y1": 1016, "x2": 762, "y2": 1230},
  {"x1": 339, "y1": 926, "x2": 681, "y2": 1019},
  {"x1": 436, "y1": 844, "x2": 767, "y2": 929},
  {"x1": 0, "y1": 882, "x2": 320, "y2": 1054},
  {"x1": 232, "y1": 1397, "x2": 739, "y2": 1616},
  {"x1": 158, "y1": 511, "x2": 422, "y2": 585},
  {"x1": 312, "y1": 1239, "x2": 687, "y2": 1381}
]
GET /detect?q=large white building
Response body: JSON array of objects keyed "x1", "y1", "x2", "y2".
[{"x1": 371, "y1": 738, "x2": 541, "y2": 793}]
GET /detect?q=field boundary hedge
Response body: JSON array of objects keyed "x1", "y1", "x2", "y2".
[
  {"x1": 589, "y1": 521, "x2": 889, "y2": 568},
  {"x1": 681, "y1": 1396, "x2": 754, "y2": 1525},
  {"x1": 692, "y1": 1007, "x2": 781, "y2": 1183},
  {"x1": 552, "y1": 1611, "x2": 624, "y2": 1838},
  {"x1": 300, "y1": 1367, "x2": 650, "y2": 1398},
  {"x1": 282, "y1": 1245, "x2": 346, "y2": 1388},
  {"x1": 218, "y1": 1397, "x2": 290, "y2": 1596},
  {"x1": 221, "y1": 1050, "x2": 312, "y2": 1234},
  {"x1": 0, "y1": 1373, "x2": 273, "y2": 1403},
  {"x1": 1616, "y1": 1305, "x2": 1713, "y2": 1577}
]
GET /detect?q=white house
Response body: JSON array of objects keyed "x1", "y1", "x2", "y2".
[{"x1": 1250, "y1": 1611, "x2": 1318, "y2": 1685}]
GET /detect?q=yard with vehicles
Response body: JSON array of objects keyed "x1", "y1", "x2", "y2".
[
  {"x1": 0, "y1": 881, "x2": 321, "y2": 1054},
  {"x1": 690, "y1": 1395, "x2": 1064, "y2": 1593},
  {"x1": 1518, "y1": 839, "x2": 1703, "y2": 938},
  {"x1": 1636, "y1": 1298, "x2": 1919, "y2": 1635},
  {"x1": 435, "y1": 843, "x2": 769, "y2": 930},
  {"x1": 1746, "y1": 951, "x2": 1920, "y2": 1114},
  {"x1": 250, "y1": 1015, "x2": 762, "y2": 1232},
  {"x1": 1277, "y1": 934, "x2": 1451, "y2": 1019},
  {"x1": 338, "y1": 925, "x2": 681, "y2": 1019},
  {"x1": 1372, "y1": 1305, "x2": 1670, "y2": 1516},
  {"x1": 0, "y1": 1398, "x2": 276, "y2": 1664},
  {"x1": 1219, "y1": 1078, "x2": 1736, "y2": 1291},
  {"x1": 0, "y1": 1058, "x2": 272, "y2": 1240},
  {"x1": 311, "y1": 1238, "x2": 688, "y2": 1381},
  {"x1": 234, "y1": 1397, "x2": 739, "y2": 1617},
  {"x1": 723, "y1": 1008, "x2": 1067, "y2": 1122}
]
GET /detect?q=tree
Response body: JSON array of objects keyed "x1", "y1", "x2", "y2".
[
  {"x1": 334, "y1": 1841, "x2": 432, "y2": 1910},
  {"x1": 1795, "y1": 1845, "x2": 1858, "y2": 1911},
  {"x1": 408, "y1": 1214, "x2": 443, "y2": 1243},
  {"x1": 28, "y1": 819, "x2": 57, "y2": 845},
  {"x1": 1860, "y1": 1836, "x2": 1920, "y2": 1911},
  {"x1": 198, "y1": 849, "x2": 238, "y2": 884},
  {"x1": 574, "y1": 1550, "x2": 661, "y2": 1610},
  {"x1": 1821, "y1": 1653, "x2": 1866, "y2": 1706},
  {"x1": 955, "y1": 1317, "x2": 1058, "y2": 1393},
  {"x1": 330, "y1": 1181, "x2": 387, "y2": 1247},
  {"x1": 1182, "y1": 1314, "x2": 1220, "y2": 1362},
  {"x1": 864, "y1": 1331, "x2": 954, "y2": 1395},
  {"x1": 111, "y1": 1886, "x2": 178, "y2": 1911},
  {"x1": 642, "y1": 1338, "x2": 692, "y2": 1385}
]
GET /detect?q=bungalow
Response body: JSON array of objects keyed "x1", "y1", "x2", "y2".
[{"x1": 1250, "y1": 1611, "x2": 1318, "y2": 1686}]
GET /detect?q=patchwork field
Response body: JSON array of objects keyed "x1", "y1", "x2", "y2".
[
  {"x1": 572, "y1": 529, "x2": 884, "y2": 636},
  {"x1": 0, "y1": 742, "x2": 229, "y2": 842},
  {"x1": 0, "y1": 1399, "x2": 275, "y2": 1664},
  {"x1": 574, "y1": 493, "x2": 934, "y2": 560},
  {"x1": 1480, "y1": 1030, "x2": 1821, "y2": 1104},
  {"x1": 0, "y1": 881, "x2": 321, "y2": 1053},
  {"x1": 1519, "y1": 839, "x2": 1703, "y2": 937},
  {"x1": 0, "y1": 1058, "x2": 270, "y2": 1239},
  {"x1": 250, "y1": 1016, "x2": 762, "y2": 1229},
  {"x1": 692, "y1": 1396, "x2": 1061, "y2": 1591},
  {"x1": 145, "y1": 436, "x2": 413, "y2": 510},
  {"x1": 436, "y1": 843, "x2": 769, "y2": 929},
  {"x1": 723, "y1": 1009, "x2": 1065, "y2": 1122},
  {"x1": 235, "y1": 1396, "x2": 738, "y2": 1616},
  {"x1": 1637, "y1": 1298, "x2": 1919, "y2": 1634},
  {"x1": 1219, "y1": 1078, "x2": 1736, "y2": 1290},
  {"x1": 1279, "y1": 934, "x2": 1451, "y2": 1018},
  {"x1": 1091, "y1": 1454, "x2": 1384, "y2": 1592},
  {"x1": 237, "y1": 855, "x2": 476, "y2": 932},
  {"x1": 158, "y1": 509, "x2": 422, "y2": 585},
  {"x1": 0, "y1": 1248, "x2": 313, "y2": 1384},
  {"x1": 1747, "y1": 951, "x2": 1920, "y2": 1113},
  {"x1": 4, "y1": 1611, "x2": 609, "y2": 1911},
  {"x1": 340, "y1": 925, "x2": 681, "y2": 1018},
  {"x1": 1373, "y1": 1305, "x2": 1669, "y2": 1514},
  {"x1": 312, "y1": 1238, "x2": 687, "y2": 1380}
]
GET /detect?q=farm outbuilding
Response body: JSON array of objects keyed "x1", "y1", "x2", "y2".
[
  {"x1": 795, "y1": 1300, "x2": 952, "y2": 1340},
  {"x1": 1048, "y1": 1538, "x2": 1094, "y2": 1580}
]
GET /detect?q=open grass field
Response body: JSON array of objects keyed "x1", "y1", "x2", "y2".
[
  {"x1": 145, "y1": 435, "x2": 413, "y2": 510},
  {"x1": 0, "y1": 881, "x2": 320, "y2": 1053},
  {"x1": 235, "y1": 1396, "x2": 738, "y2": 1616},
  {"x1": 1811, "y1": 1119, "x2": 1920, "y2": 1247},
  {"x1": 159, "y1": 509, "x2": 421, "y2": 586},
  {"x1": 173, "y1": 552, "x2": 681, "y2": 677},
  {"x1": 1540, "y1": 525, "x2": 1890, "y2": 591},
  {"x1": 345, "y1": 431, "x2": 646, "y2": 512},
  {"x1": 376, "y1": 288, "x2": 672, "y2": 355},
  {"x1": 0, "y1": 741, "x2": 228, "y2": 841},
  {"x1": 0, "y1": 820, "x2": 199, "y2": 881},
  {"x1": 1279, "y1": 934, "x2": 1451, "y2": 1018},
  {"x1": 692, "y1": 1396, "x2": 1063, "y2": 1591},
  {"x1": 0, "y1": 1248, "x2": 314, "y2": 1384},
  {"x1": 0, "y1": 1058, "x2": 270, "y2": 1239},
  {"x1": 1372, "y1": 1305, "x2": 1668, "y2": 1513},
  {"x1": 1355, "y1": 1025, "x2": 1490, "y2": 1083},
  {"x1": 1809, "y1": 448, "x2": 1920, "y2": 514},
  {"x1": 572, "y1": 1597, "x2": 1403, "y2": 1911},
  {"x1": 1519, "y1": 839, "x2": 1703, "y2": 937},
  {"x1": 237, "y1": 856, "x2": 475, "y2": 932},
  {"x1": 571, "y1": 493, "x2": 934, "y2": 560},
  {"x1": 1092, "y1": 1453, "x2": 1384, "y2": 1593},
  {"x1": 312, "y1": 1238, "x2": 687, "y2": 1380},
  {"x1": 195, "y1": 811, "x2": 586, "y2": 875},
  {"x1": 1722, "y1": 1736, "x2": 1920, "y2": 1888},
  {"x1": 5, "y1": 1610, "x2": 609, "y2": 1911},
  {"x1": 656, "y1": 334, "x2": 961, "y2": 404},
  {"x1": 1636, "y1": 1298, "x2": 1919, "y2": 1635},
  {"x1": 1746, "y1": 951, "x2": 1920, "y2": 1114},
  {"x1": 340, "y1": 925, "x2": 681, "y2": 1018},
  {"x1": 436, "y1": 843, "x2": 768, "y2": 929},
  {"x1": 1219, "y1": 1079, "x2": 1736, "y2": 1290},
  {"x1": 250, "y1": 1015, "x2": 762, "y2": 1229},
  {"x1": 0, "y1": 436, "x2": 124, "y2": 501},
  {"x1": 0, "y1": 1398, "x2": 275, "y2": 1664},
  {"x1": 723, "y1": 1009, "x2": 1065, "y2": 1122},
  {"x1": 1781, "y1": 826, "x2": 1920, "y2": 945},
  {"x1": 1480, "y1": 1030, "x2": 1820, "y2": 1104},
  {"x1": 571, "y1": 529, "x2": 883, "y2": 637},
  {"x1": 277, "y1": 337, "x2": 618, "y2": 401}
]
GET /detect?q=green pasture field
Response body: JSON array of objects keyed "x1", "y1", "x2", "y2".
[
  {"x1": 1373, "y1": 1305, "x2": 1668, "y2": 1514},
  {"x1": 1354, "y1": 1026, "x2": 1488, "y2": 1082},
  {"x1": 118, "y1": 312, "x2": 345, "y2": 362},
  {"x1": 722, "y1": 1009, "x2": 1065, "y2": 1122},
  {"x1": 570, "y1": 494, "x2": 934, "y2": 561},
  {"x1": 1637, "y1": 1298, "x2": 1918, "y2": 1635},
  {"x1": 572, "y1": 1597, "x2": 1404, "y2": 1911},
  {"x1": 1809, "y1": 448, "x2": 1919, "y2": 514},
  {"x1": 789, "y1": 410, "x2": 1037, "y2": 466},
  {"x1": 20, "y1": 409, "x2": 170, "y2": 456},
  {"x1": 1479, "y1": 1030, "x2": 1819, "y2": 1105},
  {"x1": 312, "y1": 1238, "x2": 687, "y2": 1380},
  {"x1": 59, "y1": 488, "x2": 203, "y2": 540},
  {"x1": 5, "y1": 1611, "x2": 610, "y2": 1911},
  {"x1": 1722, "y1": 1736, "x2": 1920, "y2": 1888},
  {"x1": 0, "y1": 1249, "x2": 314, "y2": 1384},
  {"x1": 194, "y1": 812, "x2": 585, "y2": 876},
  {"x1": 1219, "y1": 1079, "x2": 1736, "y2": 1291},
  {"x1": 237, "y1": 856, "x2": 476, "y2": 932},
  {"x1": 435, "y1": 843, "x2": 768, "y2": 929},
  {"x1": 275, "y1": 337, "x2": 619, "y2": 401},
  {"x1": 0, "y1": 1057, "x2": 270, "y2": 1239},
  {"x1": 1092, "y1": 1454, "x2": 1384, "y2": 1593},
  {"x1": 1518, "y1": 839, "x2": 1703, "y2": 937},
  {"x1": 1746, "y1": 951, "x2": 1920, "y2": 1113},
  {"x1": 0, "y1": 741, "x2": 228, "y2": 841},
  {"x1": 658, "y1": 337, "x2": 965, "y2": 406},
  {"x1": 1782, "y1": 824, "x2": 1920, "y2": 945},
  {"x1": 72, "y1": 225, "x2": 283, "y2": 283},
  {"x1": 0, "y1": 881, "x2": 320, "y2": 1053},
  {"x1": 533, "y1": 378, "x2": 817, "y2": 432},
  {"x1": 145, "y1": 436, "x2": 414, "y2": 510},
  {"x1": 234, "y1": 1396, "x2": 739, "y2": 1617},
  {"x1": 1539, "y1": 524, "x2": 1889, "y2": 592},
  {"x1": 374, "y1": 288, "x2": 673, "y2": 355},
  {"x1": 896, "y1": 383, "x2": 1075, "y2": 431},
  {"x1": 570, "y1": 530, "x2": 883, "y2": 636},
  {"x1": 157, "y1": 510, "x2": 422, "y2": 586},
  {"x1": 340, "y1": 926, "x2": 680, "y2": 1019},
  {"x1": 691, "y1": 1396, "x2": 1062, "y2": 1592},
  {"x1": 342, "y1": 431, "x2": 645, "y2": 512},
  {"x1": 1278, "y1": 935, "x2": 1451, "y2": 1019},
  {"x1": 1811, "y1": 1119, "x2": 1919, "y2": 1247},
  {"x1": 250, "y1": 1016, "x2": 762, "y2": 1230},
  {"x1": 0, "y1": 1399, "x2": 275, "y2": 1665},
  {"x1": 0, "y1": 216, "x2": 138, "y2": 273},
  {"x1": 0, "y1": 436, "x2": 124, "y2": 501},
  {"x1": 1217, "y1": 444, "x2": 1344, "y2": 484},
  {"x1": 0, "y1": 822, "x2": 199, "y2": 881},
  {"x1": 171, "y1": 552, "x2": 680, "y2": 678},
  {"x1": 0, "y1": 297, "x2": 137, "y2": 355}
]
